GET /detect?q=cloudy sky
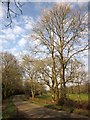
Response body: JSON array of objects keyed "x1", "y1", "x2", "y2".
[
  {"x1": 0, "y1": 2, "x2": 55, "y2": 57},
  {"x1": 0, "y1": 1, "x2": 89, "y2": 70}
]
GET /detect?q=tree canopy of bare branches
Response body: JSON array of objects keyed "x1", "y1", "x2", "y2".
[{"x1": 32, "y1": 3, "x2": 88, "y2": 103}]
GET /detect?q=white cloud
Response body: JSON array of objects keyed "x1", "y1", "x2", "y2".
[
  {"x1": 10, "y1": 47, "x2": 17, "y2": 54},
  {"x1": 22, "y1": 16, "x2": 34, "y2": 30},
  {"x1": 0, "y1": 37, "x2": 9, "y2": 49},
  {"x1": 0, "y1": 14, "x2": 34, "y2": 54},
  {"x1": 25, "y1": 21, "x2": 33, "y2": 30},
  {"x1": 22, "y1": 16, "x2": 32, "y2": 23},
  {"x1": 1, "y1": 28, "x2": 11, "y2": 34},
  {"x1": 13, "y1": 25, "x2": 24, "y2": 34},
  {"x1": 13, "y1": 19, "x2": 19, "y2": 26},
  {"x1": 2, "y1": 47, "x2": 17, "y2": 57},
  {"x1": 0, "y1": 3, "x2": 6, "y2": 19},
  {"x1": 0, "y1": 15, "x2": 34, "y2": 49},
  {"x1": 0, "y1": 3, "x2": 2, "y2": 18},
  {"x1": 18, "y1": 38, "x2": 27, "y2": 47},
  {"x1": 0, "y1": 21, "x2": 26, "y2": 44},
  {"x1": 0, "y1": 40, "x2": 3, "y2": 51},
  {"x1": 0, "y1": 28, "x2": 16, "y2": 43}
]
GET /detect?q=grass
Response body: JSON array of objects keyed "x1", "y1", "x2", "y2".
[
  {"x1": 32, "y1": 93, "x2": 89, "y2": 117},
  {"x1": 44, "y1": 104, "x2": 89, "y2": 117},
  {"x1": 44, "y1": 104, "x2": 63, "y2": 110},
  {"x1": 36, "y1": 93, "x2": 88, "y2": 102},
  {"x1": 67, "y1": 93, "x2": 88, "y2": 102},
  {"x1": 29, "y1": 96, "x2": 52, "y2": 107},
  {"x1": 30, "y1": 100, "x2": 47, "y2": 107},
  {"x1": 36, "y1": 93, "x2": 52, "y2": 100},
  {"x1": 2, "y1": 97, "x2": 17, "y2": 119}
]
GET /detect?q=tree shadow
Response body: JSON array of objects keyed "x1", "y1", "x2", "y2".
[{"x1": 8, "y1": 106, "x2": 89, "y2": 120}]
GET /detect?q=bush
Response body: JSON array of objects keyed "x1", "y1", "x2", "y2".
[
  {"x1": 44, "y1": 104, "x2": 54, "y2": 108},
  {"x1": 69, "y1": 107, "x2": 74, "y2": 113},
  {"x1": 44, "y1": 104, "x2": 63, "y2": 110},
  {"x1": 54, "y1": 105, "x2": 63, "y2": 110},
  {"x1": 58, "y1": 98, "x2": 75, "y2": 107},
  {"x1": 75, "y1": 101, "x2": 89, "y2": 110},
  {"x1": 58, "y1": 97, "x2": 89, "y2": 110}
]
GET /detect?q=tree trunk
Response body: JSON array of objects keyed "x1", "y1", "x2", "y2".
[
  {"x1": 51, "y1": 31, "x2": 59, "y2": 103},
  {"x1": 59, "y1": 58, "x2": 67, "y2": 104},
  {"x1": 60, "y1": 75, "x2": 66, "y2": 100},
  {"x1": 51, "y1": 88, "x2": 56, "y2": 102},
  {"x1": 31, "y1": 90, "x2": 35, "y2": 99}
]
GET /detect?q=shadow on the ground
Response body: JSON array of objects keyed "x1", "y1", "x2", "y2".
[
  {"x1": 6, "y1": 106, "x2": 88, "y2": 120},
  {"x1": 10, "y1": 95, "x2": 89, "y2": 120}
]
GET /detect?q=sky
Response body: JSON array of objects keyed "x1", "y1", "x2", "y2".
[
  {"x1": 0, "y1": 0, "x2": 89, "y2": 70},
  {"x1": 0, "y1": 2, "x2": 55, "y2": 58}
]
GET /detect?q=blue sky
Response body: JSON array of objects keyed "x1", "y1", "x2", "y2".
[
  {"x1": 0, "y1": 1, "x2": 88, "y2": 69},
  {"x1": 0, "y1": 2, "x2": 55, "y2": 58}
]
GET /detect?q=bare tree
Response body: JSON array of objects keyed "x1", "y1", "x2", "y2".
[
  {"x1": 32, "y1": 3, "x2": 88, "y2": 103},
  {"x1": 22, "y1": 55, "x2": 46, "y2": 98},
  {"x1": 1, "y1": 52, "x2": 22, "y2": 99}
]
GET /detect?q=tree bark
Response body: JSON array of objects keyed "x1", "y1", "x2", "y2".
[
  {"x1": 51, "y1": 31, "x2": 59, "y2": 102},
  {"x1": 60, "y1": 64, "x2": 66, "y2": 101},
  {"x1": 31, "y1": 90, "x2": 35, "y2": 99}
]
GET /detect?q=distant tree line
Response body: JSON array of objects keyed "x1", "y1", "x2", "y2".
[
  {"x1": 1, "y1": 52, "x2": 23, "y2": 99},
  {"x1": 67, "y1": 83, "x2": 88, "y2": 94},
  {"x1": 1, "y1": 52, "x2": 46, "y2": 99}
]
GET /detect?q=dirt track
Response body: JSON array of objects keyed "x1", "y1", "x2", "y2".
[{"x1": 13, "y1": 95, "x2": 89, "y2": 119}]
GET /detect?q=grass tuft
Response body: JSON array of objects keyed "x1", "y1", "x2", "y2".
[{"x1": 2, "y1": 97, "x2": 17, "y2": 119}]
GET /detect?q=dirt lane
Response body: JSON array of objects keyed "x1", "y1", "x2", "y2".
[{"x1": 13, "y1": 95, "x2": 89, "y2": 119}]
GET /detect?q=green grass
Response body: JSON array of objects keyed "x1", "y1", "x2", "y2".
[
  {"x1": 44, "y1": 104, "x2": 63, "y2": 110},
  {"x1": 44, "y1": 104, "x2": 89, "y2": 116},
  {"x1": 36, "y1": 93, "x2": 88, "y2": 102},
  {"x1": 67, "y1": 93, "x2": 88, "y2": 101},
  {"x1": 29, "y1": 95, "x2": 52, "y2": 107},
  {"x1": 36, "y1": 93, "x2": 52, "y2": 100},
  {"x1": 30, "y1": 93, "x2": 89, "y2": 117},
  {"x1": 30, "y1": 100, "x2": 47, "y2": 107},
  {"x1": 2, "y1": 97, "x2": 17, "y2": 119}
]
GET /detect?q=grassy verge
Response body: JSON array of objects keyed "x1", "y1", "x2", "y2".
[
  {"x1": 44, "y1": 104, "x2": 89, "y2": 117},
  {"x1": 67, "y1": 93, "x2": 88, "y2": 102},
  {"x1": 30, "y1": 93, "x2": 89, "y2": 117},
  {"x1": 29, "y1": 97, "x2": 52, "y2": 107},
  {"x1": 2, "y1": 97, "x2": 17, "y2": 119},
  {"x1": 36, "y1": 93, "x2": 52, "y2": 100},
  {"x1": 37, "y1": 93, "x2": 88, "y2": 102},
  {"x1": 30, "y1": 100, "x2": 47, "y2": 107}
]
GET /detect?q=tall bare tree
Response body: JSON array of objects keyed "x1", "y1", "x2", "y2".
[{"x1": 32, "y1": 3, "x2": 88, "y2": 103}]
